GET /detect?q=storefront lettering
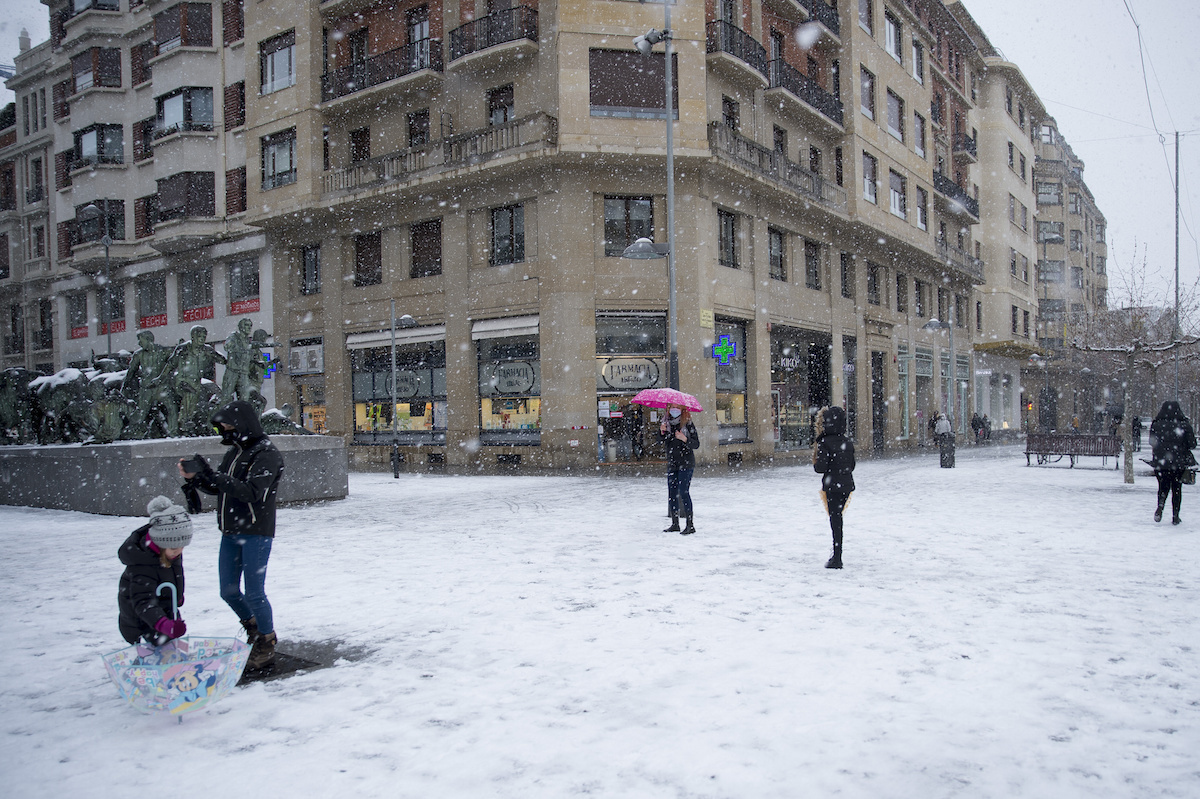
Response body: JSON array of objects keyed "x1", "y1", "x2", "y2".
[
  {"x1": 489, "y1": 362, "x2": 537, "y2": 394},
  {"x1": 598, "y1": 358, "x2": 661, "y2": 390}
]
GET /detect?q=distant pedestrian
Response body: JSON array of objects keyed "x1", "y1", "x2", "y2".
[
  {"x1": 983, "y1": 415, "x2": 992, "y2": 440},
  {"x1": 660, "y1": 405, "x2": 699, "y2": 535},
  {"x1": 813, "y1": 406, "x2": 855, "y2": 569},
  {"x1": 180, "y1": 400, "x2": 284, "y2": 671},
  {"x1": 1132, "y1": 414, "x2": 1143, "y2": 451},
  {"x1": 118, "y1": 496, "x2": 193, "y2": 646},
  {"x1": 1149, "y1": 401, "x2": 1197, "y2": 525},
  {"x1": 971, "y1": 413, "x2": 984, "y2": 444},
  {"x1": 935, "y1": 412, "x2": 955, "y2": 468}
]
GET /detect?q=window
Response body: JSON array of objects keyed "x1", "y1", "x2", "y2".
[
  {"x1": 862, "y1": 152, "x2": 877, "y2": 204},
  {"x1": 1005, "y1": 86, "x2": 1013, "y2": 115},
  {"x1": 1023, "y1": 309, "x2": 1030, "y2": 338},
  {"x1": 301, "y1": 244, "x2": 321, "y2": 295},
  {"x1": 491, "y1": 204, "x2": 525, "y2": 266},
  {"x1": 1019, "y1": 153, "x2": 1026, "y2": 181},
  {"x1": 885, "y1": 12, "x2": 902, "y2": 63},
  {"x1": 835, "y1": 147, "x2": 844, "y2": 186},
  {"x1": 915, "y1": 186, "x2": 928, "y2": 230},
  {"x1": 1011, "y1": 305, "x2": 1019, "y2": 334},
  {"x1": 229, "y1": 258, "x2": 260, "y2": 314},
  {"x1": 408, "y1": 109, "x2": 430, "y2": 146},
  {"x1": 156, "y1": 172, "x2": 215, "y2": 222},
  {"x1": 1021, "y1": 254, "x2": 1029, "y2": 282},
  {"x1": 68, "y1": 293, "x2": 88, "y2": 339},
  {"x1": 896, "y1": 273, "x2": 907, "y2": 312},
  {"x1": 866, "y1": 263, "x2": 881, "y2": 306},
  {"x1": 860, "y1": 67, "x2": 875, "y2": 120},
  {"x1": 179, "y1": 269, "x2": 214, "y2": 322},
  {"x1": 976, "y1": 301, "x2": 982, "y2": 332},
  {"x1": 1037, "y1": 182, "x2": 1062, "y2": 205},
  {"x1": 1039, "y1": 260, "x2": 1064, "y2": 283},
  {"x1": 937, "y1": 287, "x2": 947, "y2": 321},
  {"x1": 809, "y1": 146, "x2": 822, "y2": 175},
  {"x1": 155, "y1": 87, "x2": 214, "y2": 137},
  {"x1": 604, "y1": 196, "x2": 653, "y2": 256},
  {"x1": 955, "y1": 295, "x2": 964, "y2": 328},
  {"x1": 1008, "y1": 196, "x2": 1028, "y2": 231},
  {"x1": 1071, "y1": 266, "x2": 1085, "y2": 289},
  {"x1": 1009, "y1": 248, "x2": 1018, "y2": 277},
  {"x1": 914, "y1": 279, "x2": 925, "y2": 317},
  {"x1": 714, "y1": 319, "x2": 748, "y2": 442},
  {"x1": 1069, "y1": 193, "x2": 1082, "y2": 214},
  {"x1": 841, "y1": 252, "x2": 855, "y2": 299},
  {"x1": 411, "y1": 219, "x2": 442, "y2": 278},
  {"x1": 914, "y1": 112, "x2": 926, "y2": 157},
  {"x1": 858, "y1": 0, "x2": 872, "y2": 33},
  {"x1": 912, "y1": 40, "x2": 924, "y2": 84},
  {"x1": 889, "y1": 170, "x2": 906, "y2": 218},
  {"x1": 768, "y1": 227, "x2": 786, "y2": 282},
  {"x1": 1070, "y1": 229, "x2": 1083, "y2": 251},
  {"x1": 718, "y1": 209, "x2": 739, "y2": 268},
  {"x1": 1097, "y1": 223, "x2": 1106, "y2": 242},
  {"x1": 476, "y1": 335, "x2": 540, "y2": 444},
  {"x1": 100, "y1": 283, "x2": 125, "y2": 336},
  {"x1": 74, "y1": 124, "x2": 123, "y2": 165},
  {"x1": 350, "y1": 126, "x2": 371, "y2": 163},
  {"x1": 488, "y1": 84, "x2": 514, "y2": 127},
  {"x1": 773, "y1": 125, "x2": 788, "y2": 155},
  {"x1": 588, "y1": 49, "x2": 678, "y2": 119},
  {"x1": 354, "y1": 232, "x2": 382, "y2": 287},
  {"x1": 154, "y1": 3, "x2": 212, "y2": 53},
  {"x1": 1037, "y1": 220, "x2": 1063, "y2": 243},
  {"x1": 887, "y1": 90, "x2": 904, "y2": 141},
  {"x1": 804, "y1": 240, "x2": 821, "y2": 290},
  {"x1": 1097, "y1": 255, "x2": 1106, "y2": 274},
  {"x1": 76, "y1": 200, "x2": 124, "y2": 242},
  {"x1": 72, "y1": 48, "x2": 121, "y2": 93},
  {"x1": 260, "y1": 30, "x2": 295, "y2": 94},
  {"x1": 722, "y1": 96, "x2": 739, "y2": 131},
  {"x1": 1018, "y1": 103, "x2": 1026, "y2": 130},
  {"x1": 261, "y1": 128, "x2": 296, "y2": 189}
]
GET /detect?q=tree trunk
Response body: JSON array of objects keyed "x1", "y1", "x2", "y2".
[{"x1": 1124, "y1": 351, "x2": 1135, "y2": 484}]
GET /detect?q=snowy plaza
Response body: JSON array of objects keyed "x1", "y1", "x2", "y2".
[{"x1": 2, "y1": 444, "x2": 1198, "y2": 798}]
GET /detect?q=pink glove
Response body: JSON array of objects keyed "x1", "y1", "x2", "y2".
[{"x1": 154, "y1": 616, "x2": 187, "y2": 640}]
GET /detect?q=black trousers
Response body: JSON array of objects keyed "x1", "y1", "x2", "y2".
[
  {"x1": 825, "y1": 489, "x2": 851, "y2": 544},
  {"x1": 1156, "y1": 471, "x2": 1184, "y2": 518}
]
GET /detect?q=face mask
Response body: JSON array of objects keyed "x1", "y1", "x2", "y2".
[
  {"x1": 217, "y1": 426, "x2": 238, "y2": 446},
  {"x1": 669, "y1": 408, "x2": 682, "y2": 419}
]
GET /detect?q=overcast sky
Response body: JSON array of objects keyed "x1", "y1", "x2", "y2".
[{"x1": 1, "y1": 0, "x2": 1197, "y2": 308}]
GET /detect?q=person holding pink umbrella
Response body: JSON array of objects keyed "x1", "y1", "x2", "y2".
[{"x1": 659, "y1": 405, "x2": 700, "y2": 534}]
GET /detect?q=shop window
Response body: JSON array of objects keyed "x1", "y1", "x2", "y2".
[
  {"x1": 411, "y1": 219, "x2": 442, "y2": 278},
  {"x1": 354, "y1": 232, "x2": 382, "y2": 287},
  {"x1": 179, "y1": 269, "x2": 214, "y2": 322},
  {"x1": 229, "y1": 258, "x2": 259, "y2": 315},
  {"x1": 714, "y1": 320, "x2": 747, "y2": 443},
  {"x1": 589, "y1": 49, "x2": 678, "y2": 119},
  {"x1": 491, "y1": 204, "x2": 525, "y2": 266},
  {"x1": 595, "y1": 314, "x2": 666, "y2": 356},
  {"x1": 351, "y1": 342, "x2": 447, "y2": 444},
  {"x1": 136, "y1": 275, "x2": 168, "y2": 328},
  {"x1": 478, "y1": 335, "x2": 541, "y2": 445},
  {"x1": 604, "y1": 196, "x2": 653, "y2": 256},
  {"x1": 300, "y1": 244, "x2": 320, "y2": 295}
]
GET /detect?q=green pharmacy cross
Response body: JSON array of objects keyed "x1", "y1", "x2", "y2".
[
  {"x1": 711, "y1": 335, "x2": 737, "y2": 365},
  {"x1": 263, "y1": 359, "x2": 279, "y2": 379}
]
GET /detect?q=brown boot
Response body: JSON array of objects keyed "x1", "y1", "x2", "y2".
[
  {"x1": 246, "y1": 632, "x2": 277, "y2": 670},
  {"x1": 240, "y1": 617, "x2": 260, "y2": 646}
]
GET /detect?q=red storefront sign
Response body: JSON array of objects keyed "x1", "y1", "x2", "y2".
[
  {"x1": 230, "y1": 298, "x2": 260, "y2": 316},
  {"x1": 101, "y1": 320, "x2": 126, "y2": 335},
  {"x1": 181, "y1": 305, "x2": 214, "y2": 323},
  {"x1": 69, "y1": 326, "x2": 89, "y2": 340},
  {"x1": 139, "y1": 313, "x2": 168, "y2": 329}
]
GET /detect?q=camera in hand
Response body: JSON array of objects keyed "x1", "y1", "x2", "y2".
[{"x1": 181, "y1": 456, "x2": 206, "y2": 473}]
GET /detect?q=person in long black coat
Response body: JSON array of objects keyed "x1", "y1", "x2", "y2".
[
  {"x1": 1149, "y1": 400, "x2": 1197, "y2": 525},
  {"x1": 813, "y1": 406, "x2": 855, "y2": 569},
  {"x1": 660, "y1": 405, "x2": 700, "y2": 535}
]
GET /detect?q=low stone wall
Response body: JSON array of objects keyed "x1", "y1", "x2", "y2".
[{"x1": 0, "y1": 435, "x2": 348, "y2": 516}]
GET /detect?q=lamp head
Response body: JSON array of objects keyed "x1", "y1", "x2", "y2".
[
  {"x1": 396, "y1": 314, "x2": 417, "y2": 329},
  {"x1": 622, "y1": 237, "x2": 668, "y2": 260},
  {"x1": 633, "y1": 28, "x2": 664, "y2": 55}
]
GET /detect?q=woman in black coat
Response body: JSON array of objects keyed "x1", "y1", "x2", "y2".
[
  {"x1": 1150, "y1": 400, "x2": 1197, "y2": 524},
  {"x1": 660, "y1": 405, "x2": 700, "y2": 535},
  {"x1": 813, "y1": 406, "x2": 855, "y2": 569}
]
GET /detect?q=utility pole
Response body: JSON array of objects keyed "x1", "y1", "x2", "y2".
[{"x1": 1174, "y1": 131, "x2": 1180, "y2": 399}]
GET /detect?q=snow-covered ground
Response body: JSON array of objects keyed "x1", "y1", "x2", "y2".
[{"x1": 2, "y1": 444, "x2": 1198, "y2": 798}]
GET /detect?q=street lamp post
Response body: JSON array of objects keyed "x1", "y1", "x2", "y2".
[
  {"x1": 625, "y1": 1, "x2": 678, "y2": 390},
  {"x1": 80, "y1": 202, "x2": 113, "y2": 357},
  {"x1": 390, "y1": 304, "x2": 417, "y2": 478}
]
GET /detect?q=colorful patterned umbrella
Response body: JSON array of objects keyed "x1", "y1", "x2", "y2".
[
  {"x1": 630, "y1": 388, "x2": 703, "y2": 412},
  {"x1": 102, "y1": 636, "x2": 250, "y2": 718}
]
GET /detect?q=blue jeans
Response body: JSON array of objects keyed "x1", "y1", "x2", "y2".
[
  {"x1": 667, "y1": 468, "x2": 694, "y2": 517},
  {"x1": 219, "y1": 534, "x2": 274, "y2": 635}
]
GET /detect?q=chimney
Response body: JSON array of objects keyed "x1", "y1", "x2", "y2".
[{"x1": 19, "y1": 28, "x2": 30, "y2": 52}]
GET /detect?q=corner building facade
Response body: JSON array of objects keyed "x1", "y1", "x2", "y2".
[{"x1": 249, "y1": 0, "x2": 988, "y2": 468}]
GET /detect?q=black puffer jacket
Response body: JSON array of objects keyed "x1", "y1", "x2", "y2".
[
  {"x1": 187, "y1": 400, "x2": 284, "y2": 537},
  {"x1": 118, "y1": 524, "x2": 184, "y2": 645},
  {"x1": 660, "y1": 419, "x2": 700, "y2": 471},
  {"x1": 1150, "y1": 400, "x2": 1197, "y2": 476},
  {"x1": 813, "y1": 406, "x2": 856, "y2": 494}
]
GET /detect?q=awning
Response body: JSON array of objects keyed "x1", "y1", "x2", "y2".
[
  {"x1": 345, "y1": 324, "x2": 446, "y2": 350},
  {"x1": 471, "y1": 315, "x2": 540, "y2": 341}
]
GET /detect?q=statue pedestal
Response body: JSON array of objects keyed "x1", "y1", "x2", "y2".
[{"x1": 0, "y1": 435, "x2": 347, "y2": 516}]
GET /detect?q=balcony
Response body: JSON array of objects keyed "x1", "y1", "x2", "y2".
[
  {"x1": 936, "y1": 240, "x2": 985, "y2": 284},
  {"x1": 952, "y1": 132, "x2": 977, "y2": 164},
  {"x1": 798, "y1": 0, "x2": 840, "y2": 36},
  {"x1": 933, "y1": 171, "x2": 979, "y2": 220},
  {"x1": 765, "y1": 59, "x2": 843, "y2": 129},
  {"x1": 322, "y1": 113, "x2": 558, "y2": 195},
  {"x1": 321, "y1": 39, "x2": 443, "y2": 104},
  {"x1": 706, "y1": 21, "x2": 769, "y2": 87},
  {"x1": 449, "y1": 6, "x2": 538, "y2": 65},
  {"x1": 709, "y1": 123, "x2": 847, "y2": 215}
]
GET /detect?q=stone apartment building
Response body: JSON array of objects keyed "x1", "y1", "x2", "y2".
[{"x1": 1, "y1": 0, "x2": 1109, "y2": 468}]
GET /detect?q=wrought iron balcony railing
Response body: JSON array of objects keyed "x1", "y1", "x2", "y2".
[
  {"x1": 767, "y1": 59, "x2": 843, "y2": 126},
  {"x1": 933, "y1": 171, "x2": 979, "y2": 218},
  {"x1": 322, "y1": 39, "x2": 443, "y2": 103},
  {"x1": 706, "y1": 21, "x2": 769, "y2": 80},
  {"x1": 709, "y1": 123, "x2": 847, "y2": 214},
  {"x1": 952, "y1": 133, "x2": 977, "y2": 159},
  {"x1": 449, "y1": 6, "x2": 538, "y2": 62}
]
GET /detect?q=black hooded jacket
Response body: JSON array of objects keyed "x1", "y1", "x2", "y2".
[
  {"x1": 813, "y1": 406, "x2": 856, "y2": 494},
  {"x1": 1150, "y1": 400, "x2": 1197, "y2": 475},
  {"x1": 117, "y1": 523, "x2": 184, "y2": 645},
  {"x1": 186, "y1": 400, "x2": 284, "y2": 537}
]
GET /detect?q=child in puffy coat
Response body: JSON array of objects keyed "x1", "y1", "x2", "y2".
[
  {"x1": 813, "y1": 406, "x2": 856, "y2": 570},
  {"x1": 118, "y1": 496, "x2": 193, "y2": 646}
]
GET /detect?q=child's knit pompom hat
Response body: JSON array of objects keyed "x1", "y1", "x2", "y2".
[{"x1": 147, "y1": 495, "x2": 193, "y2": 549}]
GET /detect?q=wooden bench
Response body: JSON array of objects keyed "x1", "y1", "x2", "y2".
[{"x1": 1025, "y1": 433, "x2": 1121, "y2": 469}]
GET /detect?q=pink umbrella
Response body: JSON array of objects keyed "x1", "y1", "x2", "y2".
[{"x1": 631, "y1": 388, "x2": 703, "y2": 412}]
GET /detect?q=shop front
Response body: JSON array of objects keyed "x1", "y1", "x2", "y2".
[
  {"x1": 347, "y1": 325, "x2": 447, "y2": 445},
  {"x1": 769, "y1": 326, "x2": 831, "y2": 449},
  {"x1": 475, "y1": 316, "x2": 541, "y2": 446},
  {"x1": 714, "y1": 319, "x2": 749, "y2": 444},
  {"x1": 596, "y1": 313, "x2": 667, "y2": 463}
]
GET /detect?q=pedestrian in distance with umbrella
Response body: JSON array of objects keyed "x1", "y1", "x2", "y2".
[
  {"x1": 660, "y1": 404, "x2": 700, "y2": 534},
  {"x1": 1149, "y1": 400, "x2": 1197, "y2": 525}
]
